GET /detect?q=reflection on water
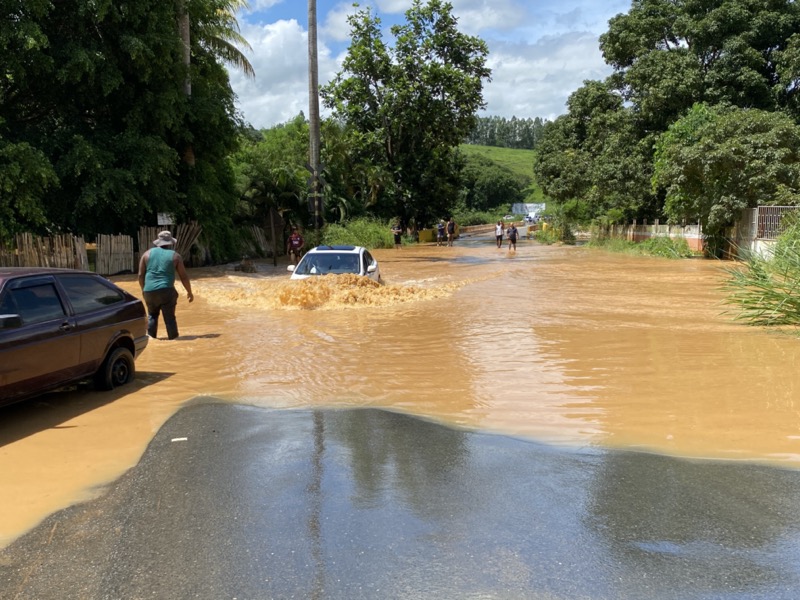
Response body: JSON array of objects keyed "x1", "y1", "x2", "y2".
[{"x1": 2, "y1": 238, "x2": 800, "y2": 546}]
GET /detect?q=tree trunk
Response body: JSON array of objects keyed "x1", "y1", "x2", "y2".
[
  {"x1": 178, "y1": 0, "x2": 191, "y2": 96},
  {"x1": 178, "y1": 0, "x2": 195, "y2": 166}
]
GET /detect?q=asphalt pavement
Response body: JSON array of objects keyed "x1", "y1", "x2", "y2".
[{"x1": 3, "y1": 401, "x2": 800, "y2": 599}]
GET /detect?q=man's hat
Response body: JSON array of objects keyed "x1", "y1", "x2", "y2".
[{"x1": 153, "y1": 230, "x2": 177, "y2": 247}]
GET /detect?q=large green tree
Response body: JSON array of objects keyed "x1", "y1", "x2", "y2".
[
  {"x1": 320, "y1": 0, "x2": 490, "y2": 227},
  {"x1": 534, "y1": 80, "x2": 657, "y2": 222},
  {"x1": 653, "y1": 103, "x2": 800, "y2": 235},
  {"x1": 601, "y1": 0, "x2": 800, "y2": 129},
  {"x1": 0, "y1": 0, "x2": 242, "y2": 253},
  {"x1": 535, "y1": 0, "x2": 800, "y2": 230}
]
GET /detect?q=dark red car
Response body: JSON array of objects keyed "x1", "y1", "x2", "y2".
[{"x1": 0, "y1": 268, "x2": 148, "y2": 406}]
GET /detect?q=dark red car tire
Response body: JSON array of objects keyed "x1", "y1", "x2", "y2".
[{"x1": 95, "y1": 347, "x2": 135, "y2": 391}]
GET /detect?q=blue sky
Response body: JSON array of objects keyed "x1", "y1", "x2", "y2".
[{"x1": 229, "y1": 0, "x2": 632, "y2": 129}]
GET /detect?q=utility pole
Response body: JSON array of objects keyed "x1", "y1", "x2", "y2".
[{"x1": 308, "y1": 0, "x2": 323, "y2": 234}]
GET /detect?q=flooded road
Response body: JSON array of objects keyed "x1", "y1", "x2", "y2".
[{"x1": 2, "y1": 235, "x2": 800, "y2": 547}]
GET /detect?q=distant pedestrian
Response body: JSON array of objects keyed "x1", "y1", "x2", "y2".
[
  {"x1": 495, "y1": 221, "x2": 504, "y2": 248},
  {"x1": 392, "y1": 222, "x2": 403, "y2": 249},
  {"x1": 507, "y1": 222, "x2": 519, "y2": 252},
  {"x1": 446, "y1": 217, "x2": 456, "y2": 246},
  {"x1": 437, "y1": 221, "x2": 446, "y2": 246},
  {"x1": 138, "y1": 231, "x2": 193, "y2": 340},
  {"x1": 287, "y1": 226, "x2": 305, "y2": 265}
]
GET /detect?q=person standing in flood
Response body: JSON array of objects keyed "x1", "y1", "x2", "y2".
[
  {"x1": 507, "y1": 222, "x2": 519, "y2": 252},
  {"x1": 447, "y1": 217, "x2": 456, "y2": 246},
  {"x1": 392, "y1": 222, "x2": 403, "y2": 249},
  {"x1": 437, "y1": 220, "x2": 446, "y2": 246},
  {"x1": 287, "y1": 226, "x2": 305, "y2": 265},
  {"x1": 138, "y1": 230, "x2": 193, "y2": 340},
  {"x1": 495, "y1": 221, "x2": 504, "y2": 248}
]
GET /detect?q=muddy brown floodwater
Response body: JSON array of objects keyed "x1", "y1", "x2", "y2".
[{"x1": 2, "y1": 237, "x2": 800, "y2": 547}]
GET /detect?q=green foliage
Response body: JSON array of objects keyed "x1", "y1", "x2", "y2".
[
  {"x1": 452, "y1": 208, "x2": 498, "y2": 227},
  {"x1": 638, "y1": 236, "x2": 694, "y2": 258},
  {"x1": 321, "y1": 218, "x2": 396, "y2": 249},
  {"x1": 458, "y1": 154, "x2": 527, "y2": 211},
  {"x1": 231, "y1": 116, "x2": 308, "y2": 228},
  {"x1": 533, "y1": 229, "x2": 559, "y2": 245},
  {"x1": 535, "y1": 0, "x2": 800, "y2": 234},
  {"x1": 0, "y1": 0, "x2": 242, "y2": 256},
  {"x1": 653, "y1": 104, "x2": 800, "y2": 235},
  {"x1": 321, "y1": 0, "x2": 491, "y2": 227},
  {"x1": 601, "y1": 0, "x2": 800, "y2": 123},
  {"x1": 534, "y1": 80, "x2": 658, "y2": 224},
  {"x1": 775, "y1": 33, "x2": 800, "y2": 120},
  {"x1": 0, "y1": 134, "x2": 57, "y2": 241},
  {"x1": 587, "y1": 236, "x2": 694, "y2": 259},
  {"x1": 457, "y1": 144, "x2": 535, "y2": 179},
  {"x1": 465, "y1": 116, "x2": 549, "y2": 149},
  {"x1": 723, "y1": 223, "x2": 800, "y2": 327}
]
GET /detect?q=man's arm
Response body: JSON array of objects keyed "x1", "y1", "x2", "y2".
[
  {"x1": 173, "y1": 254, "x2": 194, "y2": 302},
  {"x1": 137, "y1": 251, "x2": 149, "y2": 289}
]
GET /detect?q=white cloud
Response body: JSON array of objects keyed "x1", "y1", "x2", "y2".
[
  {"x1": 375, "y1": 0, "x2": 412, "y2": 13},
  {"x1": 322, "y1": 2, "x2": 361, "y2": 42},
  {"x1": 230, "y1": 0, "x2": 628, "y2": 128},
  {"x1": 482, "y1": 32, "x2": 612, "y2": 120},
  {"x1": 248, "y1": 0, "x2": 285, "y2": 12},
  {"x1": 230, "y1": 19, "x2": 340, "y2": 128},
  {"x1": 447, "y1": 0, "x2": 528, "y2": 35}
]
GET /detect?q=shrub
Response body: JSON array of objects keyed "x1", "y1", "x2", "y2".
[
  {"x1": 321, "y1": 218, "x2": 396, "y2": 249},
  {"x1": 724, "y1": 223, "x2": 800, "y2": 327},
  {"x1": 587, "y1": 235, "x2": 694, "y2": 258}
]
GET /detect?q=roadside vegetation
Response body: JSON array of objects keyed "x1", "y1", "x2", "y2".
[
  {"x1": 320, "y1": 218, "x2": 396, "y2": 249},
  {"x1": 533, "y1": 1, "x2": 800, "y2": 254},
  {"x1": 587, "y1": 236, "x2": 695, "y2": 259},
  {"x1": 5, "y1": 0, "x2": 800, "y2": 269},
  {"x1": 723, "y1": 222, "x2": 800, "y2": 327}
]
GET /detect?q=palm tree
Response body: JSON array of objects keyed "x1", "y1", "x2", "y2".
[
  {"x1": 178, "y1": 0, "x2": 255, "y2": 97},
  {"x1": 177, "y1": 0, "x2": 255, "y2": 165},
  {"x1": 197, "y1": 0, "x2": 255, "y2": 78}
]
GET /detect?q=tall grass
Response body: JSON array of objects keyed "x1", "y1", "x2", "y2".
[
  {"x1": 723, "y1": 224, "x2": 800, "y2": 326},
  {"x1": 587, "y1": 236, "x2": 694, "y2": 258},
  {"x1": 321, "y1": 218, "x2": 396, "y2": 249}
]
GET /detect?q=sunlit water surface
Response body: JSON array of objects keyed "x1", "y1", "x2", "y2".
[{"x1": 2, "y1": 237, "x2": 800, "y2": 546}]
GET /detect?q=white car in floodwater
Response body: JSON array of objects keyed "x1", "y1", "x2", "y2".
[{"x1": 287, "y1": 245, "x2": 383, "y2": 284}]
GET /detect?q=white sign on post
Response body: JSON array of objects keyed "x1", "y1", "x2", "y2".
[{"x1": 157, "y1": 213, "x2": 175, "y2": 226}]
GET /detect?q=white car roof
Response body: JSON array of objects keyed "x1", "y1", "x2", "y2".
[{"x1": 307, "y1": 245, "x2": 363, "y2": 254}]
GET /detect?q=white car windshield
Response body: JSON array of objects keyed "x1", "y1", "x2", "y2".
[{"x1": 295, "y1": 252, "x2": 361, "y2": 276}]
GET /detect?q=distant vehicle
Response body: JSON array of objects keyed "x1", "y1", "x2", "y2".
[
  {"x1": 287, "y1": 245, "x2": 383, "y2": 283},
  {"x1": 503, "y1": 215, "x2": 514, "y2": 221},
  {"x1": 524, "y1": 214, "x2": 537, "y2": 223},
  {"x1": 0, "y1": 268, "x2": 149, "y2": 406}
]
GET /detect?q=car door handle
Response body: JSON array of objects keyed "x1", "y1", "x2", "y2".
[{"x1": 59, "y1": 322, "x2": 73, "y2": 332}]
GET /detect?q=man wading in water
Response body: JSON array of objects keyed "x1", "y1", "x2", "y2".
[
  {"x1": 507, "y1": 222, "x2": 519, "y2": 252},
  {"x1": 138, "y1": 230, "x2": 193, "y2": 340}
]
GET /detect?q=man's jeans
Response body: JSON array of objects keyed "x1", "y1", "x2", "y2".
[{"x1": 142, "y1": 287, "x2": 179, "y2": 340}]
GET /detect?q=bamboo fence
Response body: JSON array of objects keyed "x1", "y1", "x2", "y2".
[
  {"x1": 0, "y1": 233, "x2": 89, "y2": 269},
  {"x1": 138, "y1": 222, "x2": 203, "y2": 261},
  {"x1": 96, "y1": 234, "x2": 134, "y2": 275}
]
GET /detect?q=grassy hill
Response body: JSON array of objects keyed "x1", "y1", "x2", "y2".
[{"x1": 458, "y1": 144, "x2": 546, "y2": 204}]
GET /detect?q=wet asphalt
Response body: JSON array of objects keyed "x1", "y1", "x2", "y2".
[{"x1": 2, "y1": 401, "x2": 800, "y2": 599}]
